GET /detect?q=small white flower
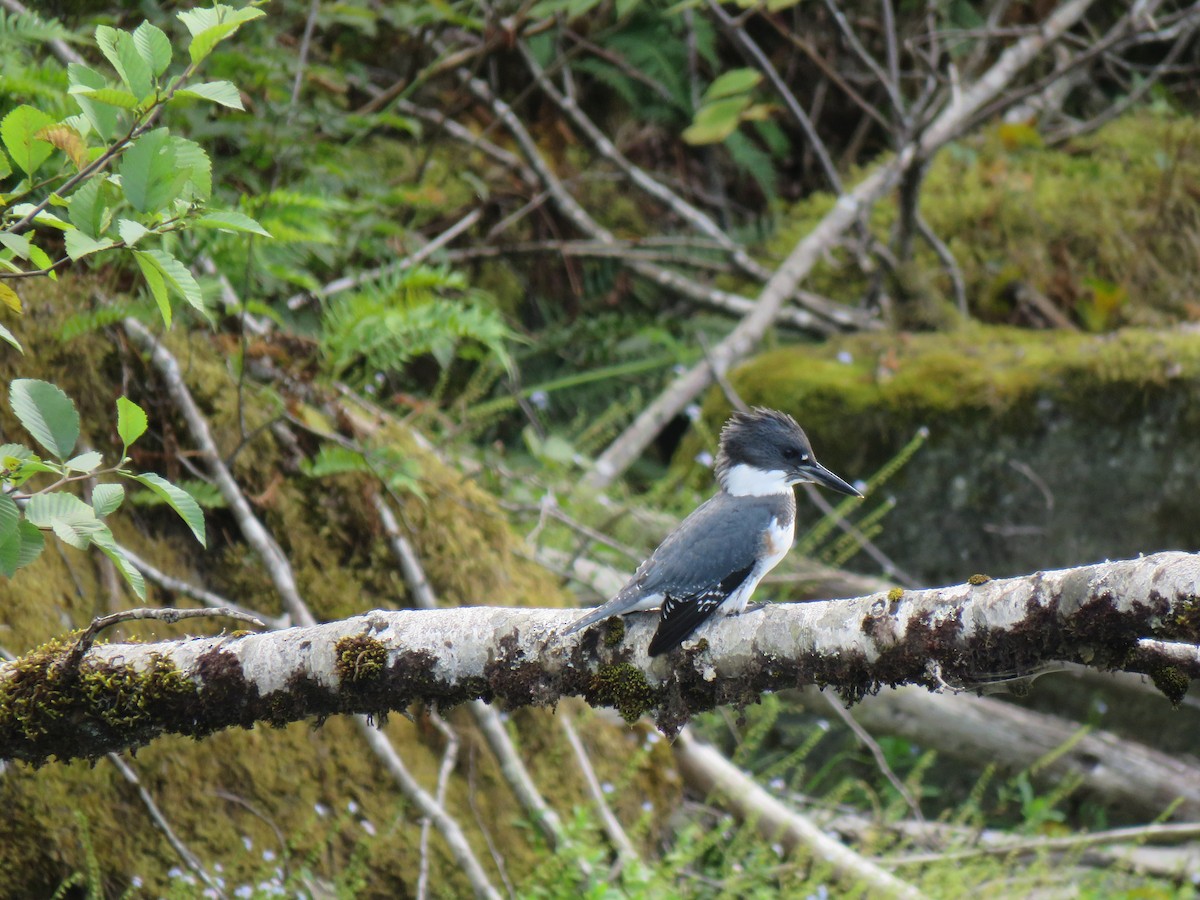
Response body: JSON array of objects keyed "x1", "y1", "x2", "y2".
[
  {"x1": 641, "y1": 801, "x2": 653, "y2": 813},
  {"x1": 214, "y1": 863, "x2": 223, "y2": 873},
  {"x1": 836, "y1": 351, "x2": 853, "y2": 365},
  {"x1": 816, "y1": 718, "x2": 830, "y2": 731},
  {"x1": 771, "y1": 843, "x2": 785, "y2": 857},
  {"x1": 645, "y1": 731, "x2": 660, "y2": 744},
  {"x1": 361, "y1": 819, "x2": 377, "y2": 836},
  {"x1": 347, "y1": 800, "x2": 359, "y2": 814},
  {"x1": 685, "y1": 404, "x2": 701, "y2": 422},
  {"x1": 263, "y1": 849, "x2": 276, "y2": 862},
  {"x1": 769, "y1": 777, "x2": 785, "y2": 791},
  {"x1": 241, "y1": 835, "x2": 253, "y2": 851},
  {"x1": 1095, "y1": 700, "x2": 1108, "y2": 714},
  {"x1": 314, "y1": 802, "x2": 330, "y2": 817},
  {"x1": 168, "y1": 867, "x2": 184, "y2": 880},
  {"x1": 694, "y1": 450, "x2": 714, "y2": 467},
  {"x1": 601, "y1": 782, "x2": 614, "y2": 794},
  {"x1": 130, "y1": 876, "x2": 143, "y2": 888},
  {"x1": 235, "y1": 886, "x2": 254, "y2": 900},
  {"x1": 529, "y1": 390, "x2": 549, "y2": 410}
]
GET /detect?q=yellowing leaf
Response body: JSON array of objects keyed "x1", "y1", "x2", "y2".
[{"x1": 35, "y1": 124, "x2": 88, "y2": 170}]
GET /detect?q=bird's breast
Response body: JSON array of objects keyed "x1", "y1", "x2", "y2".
[{"x1": 761, "y1": 514, "x2": 795, "y2": 570}]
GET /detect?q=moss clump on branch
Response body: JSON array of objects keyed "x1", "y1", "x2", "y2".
[
  {"x1": 588, "y1": 662, "x2": 657, "y2": 725},
  {"x1": 1150, "y1": 665, "x2": 1190, "y2": 707},
  {"x1": 0, "y1": 634, "x2": 198, "y2": 764},
  {"x1": 334, "y1": 634, "x2": 389, "y2": 683}
]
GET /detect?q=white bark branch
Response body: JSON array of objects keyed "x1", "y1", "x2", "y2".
[{"x1": 3, "y1": 551, "x2": 1197, "y2": 765}]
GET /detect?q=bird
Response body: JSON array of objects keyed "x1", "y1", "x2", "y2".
[{"x1": 566, "y1": 407, "x2": 861, "y2": 656}]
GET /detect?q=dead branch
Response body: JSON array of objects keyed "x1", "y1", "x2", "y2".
[{"x1": 3, "y1": 551, "x2": 1198, "y2": 765}]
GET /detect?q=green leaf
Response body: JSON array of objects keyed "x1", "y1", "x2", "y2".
[
  {"x1": 10, "y1": 379, "x2": 79, "y2": 460},
  {"x1": 92, "y1": 528, "x2": 145, "y2": 598},
  {"x1": 1, "y1": 105, "x2": 55, "y2": 176},
  {"x1": 95, "y1": 25, "x2": 153, "y2": 100},
  {"x1": 15, "y1": 521, "x2": 44, "y2": 571},
  {"x1": 68, "y1": 64, "x2": 119, "y2": 140},
  {"x1": 132, "y1": 21, "x2": 172, "y2": 77},
  {"x1": 116, "y1": 396, "x2": 148, "y2": 450},
  {"x1": 68, "y1": 177, "x2": 107, "y2": 237},
  {"x1": 117, "y1": 218, "x2": 150, "y2": 246},
  {"x1": 26, "y1": 492, "x2": 105, "y2": 549},
  {"x1": 130, "y1": 472, "x2": 206, "y2": 546},
  {"x1": 0, "y1": 492, "x2": 18, "y2": 540},
  {"x1": 65, "y1": 450, "x2": 103, "y2": 473},
  {"x1": 64, "y1": 229, "x2": 116, "y2": 261},
  {"x1": 0, "y1": 323, "x2": 22, "y2": 353},
  {"x1": 67, "y1": 86, "x2": 141, "y2": 110},
  {"x1": 0, "y1": 150, "x2": 11, "y2": 180},
  {"x1": 0, "y1": 520, "x2": 20, "y2": 577},
  {"x1": 132, "y1": 250, "x2": 171, "y2": 326},
  {"x1": 135, "y1": 249, "x2": 203, "y2": 313},
  {"x1": 92, "y1": 483, "x2": 125, "y2": 517},
  {"x1": 703, "y1": 68, "x2": 762, "y2": 102},
  {"x1": 682, "y1": 96, "x2": 751, "y2": 145},
  {"x1": 169, "y1": 137, "x2": 212, "y2": 202},
  {"x1": 179, "y1": 6, "x2": 266, "y2": 64},
  {"x1": 119, "y1": 128, "x2": 182, "y2": 213},
  {"x1": 176, "y1": 81, "x2": 243, "y2": 110},
  {"x1": 192, "y1": 210, "x2": 271, "y2": 237}
]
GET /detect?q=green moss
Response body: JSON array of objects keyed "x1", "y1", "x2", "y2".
[
  {"x1": 589, "y1": 663, "x2": 656, "y2": 725},
  {"x1": 334, "y1": 634, "x2": 388, "y2": 683},
  {"x1": 603, "y1": 616, "x2": 626, "y2": 648},
  {"x1": 967, "y1": 574, "x2": 991, "y2": 586},
  {"x1": 886, "y1": 587, "x2": 904, "y2": 602},
  {"x1": 1150, "y1": 665, "x2": 1190, "y2": 707}
]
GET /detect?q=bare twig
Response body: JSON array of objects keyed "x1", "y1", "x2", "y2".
[
  {"x1": 823, "y1": 693, "x2": 925, "y2": 824},
  {"x1": 560, "y1": 714, "x2": 641, "y2": 872},
  {"x1": 108, "y1": 753, "x2": 224, "y2": 896},
  {"x1": 674, "y1": 727, "x2": 926, "y2": 900},
  {"x1": 418, "y1": 709, "x2": 461, "y2": 900},
  {"x1": 70, "y1": 606, "x2": 266, "y2": 669}
]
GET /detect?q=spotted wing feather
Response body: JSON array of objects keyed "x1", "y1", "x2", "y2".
[{"x1": 647, "y1": 563, "x2": 756, "y2": 656}]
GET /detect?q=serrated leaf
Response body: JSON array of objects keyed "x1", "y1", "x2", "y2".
[
  {"x1": 1, "y1": 105, "x2": 55, "y2": 176},
  {"x1": 0, "y1": 523, "x2": 19, "y2": 577},
  {"x1": 92, "y1": 528, "x2": 146, "y2": 598},
  {"x1": 0, "y1": 282, "x2": 22, "y2": 313},
  {"x1": 131, "y1": 250, "x2": 171, "y2": 326},
  {"x1": 0, "y1": 232, "x2": 30, "y2": 259},
  {"x1": 67, "y1": 64, "x2": 120, "y2": 140},
  {"x1": 27, "y1": 242, "x2": 54, "y2": 271},
  {"x1": 181, "y1": 7, "x2": 266, "y2": 64},
  {"x1": 703, "y1": 68, "x2": 762, "y2": 102},
  {"x1": 119, "y1": 128, "x2": 182, "y2": 213},
  {"x1": 15, "y1": 520, "x2": 43, "y2": 570},
  {"x1": 35, "y1": 124, "x2": 88, "y2": 170},
  {"x1": 92, "y1": 483, "x2": 125, "y2": 517},
  {"x1": 0, "y1": 323, "x2": 22, "y2": 353},
  {"x1": 177, "y1": 81, "x2": 243, "y2": 109},
  {"x1": 10, "y1": 379, "x2": 79, "y2": 460},
  {"x1": 116, "y1": 396, "x2": 148, "y2": 450},
  {"x1": 131, "y1": 472, "x2": 205, "y2": 546},
  {"x1": 7, "y1": 204, "x2": 69, "y2": 230},
  {"x1": 64, "y1": 229, "x2": 116, "y2": 261},
  {"x1": 0, "y1": 150, "x2": 10, "y2": 180},
  {"x1": 117, "y1": 218, "x2": 150, "y2": 246},
  {"x1": 132, "y1": 21, "x2": 172, "y2": 77},
  {"x1": 67, "y1": 86, "x2": 140, "y2": 110},
  {"x1": 192, "y1": 210, "x2": 271, "y2": 237},
  {"x1": 65, "y1": 450, "x2": 102, "y2": 473},
  {"x1": 96, "y1": 25, "x2": 153, "y2": 100},
  {"x1": 137, "y1": 249, "x2": 203, "y2": 312},
  {"x1": 0, "y1": 492, "x2": 17, "y2": 539},
  {"x1": 27, "y1": 492, "x2": 105, "y2": 549},
  {"x1": 68, "y1": 177, "x2": 107, "y2": 237},
  {"x1": 170, "y1": 137, "x2": 211, "y2": 202}
]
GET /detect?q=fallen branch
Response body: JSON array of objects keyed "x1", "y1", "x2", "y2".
[{"x1": 3, "y1": 551, "x2": 1198, "y2": 764}]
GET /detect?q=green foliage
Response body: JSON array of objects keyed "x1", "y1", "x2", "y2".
[
  {"x1": 0, "y1": 379, "x2": 205, "y2": 596},
  {"x1": 320, "y1": 264, "x2": 517, "y2": 384},
  {"x1": 0, "y1": 4, "x2": 269, "y2": 328}
]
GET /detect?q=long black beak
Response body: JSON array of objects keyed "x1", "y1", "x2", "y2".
[{"x1": 800, "y1": 460, "x2": 862, "y2": 498}]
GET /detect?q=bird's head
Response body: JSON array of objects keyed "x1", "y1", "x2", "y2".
[{"x1": 714, "y1": 407, "x2": 862, "y2": 498}]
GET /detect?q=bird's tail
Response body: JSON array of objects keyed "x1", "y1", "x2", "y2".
[{"x1": 563, "y1": 603, "x2": 617, "y2": 635}]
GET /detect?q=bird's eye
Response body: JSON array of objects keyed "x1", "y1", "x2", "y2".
[{"x1": 783, "y1": 447, "x2": 800, "y2": 460}]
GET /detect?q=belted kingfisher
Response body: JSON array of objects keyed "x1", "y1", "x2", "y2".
[{"x1": 567, "y1": 408, "x2": 860, "y2": 656}]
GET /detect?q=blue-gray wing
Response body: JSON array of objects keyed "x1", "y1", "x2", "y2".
[{"x1": 565, "y1": 493, "x2": 783, "y2": 634}]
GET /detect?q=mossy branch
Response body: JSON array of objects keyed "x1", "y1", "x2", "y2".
[{"x1": 2, "y1": 551, "x2": 1199, "y2": 765}]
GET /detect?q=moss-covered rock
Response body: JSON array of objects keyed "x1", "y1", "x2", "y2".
[{"x1": 681, "y1": 325, "x2": 1200, "y2": 585}]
